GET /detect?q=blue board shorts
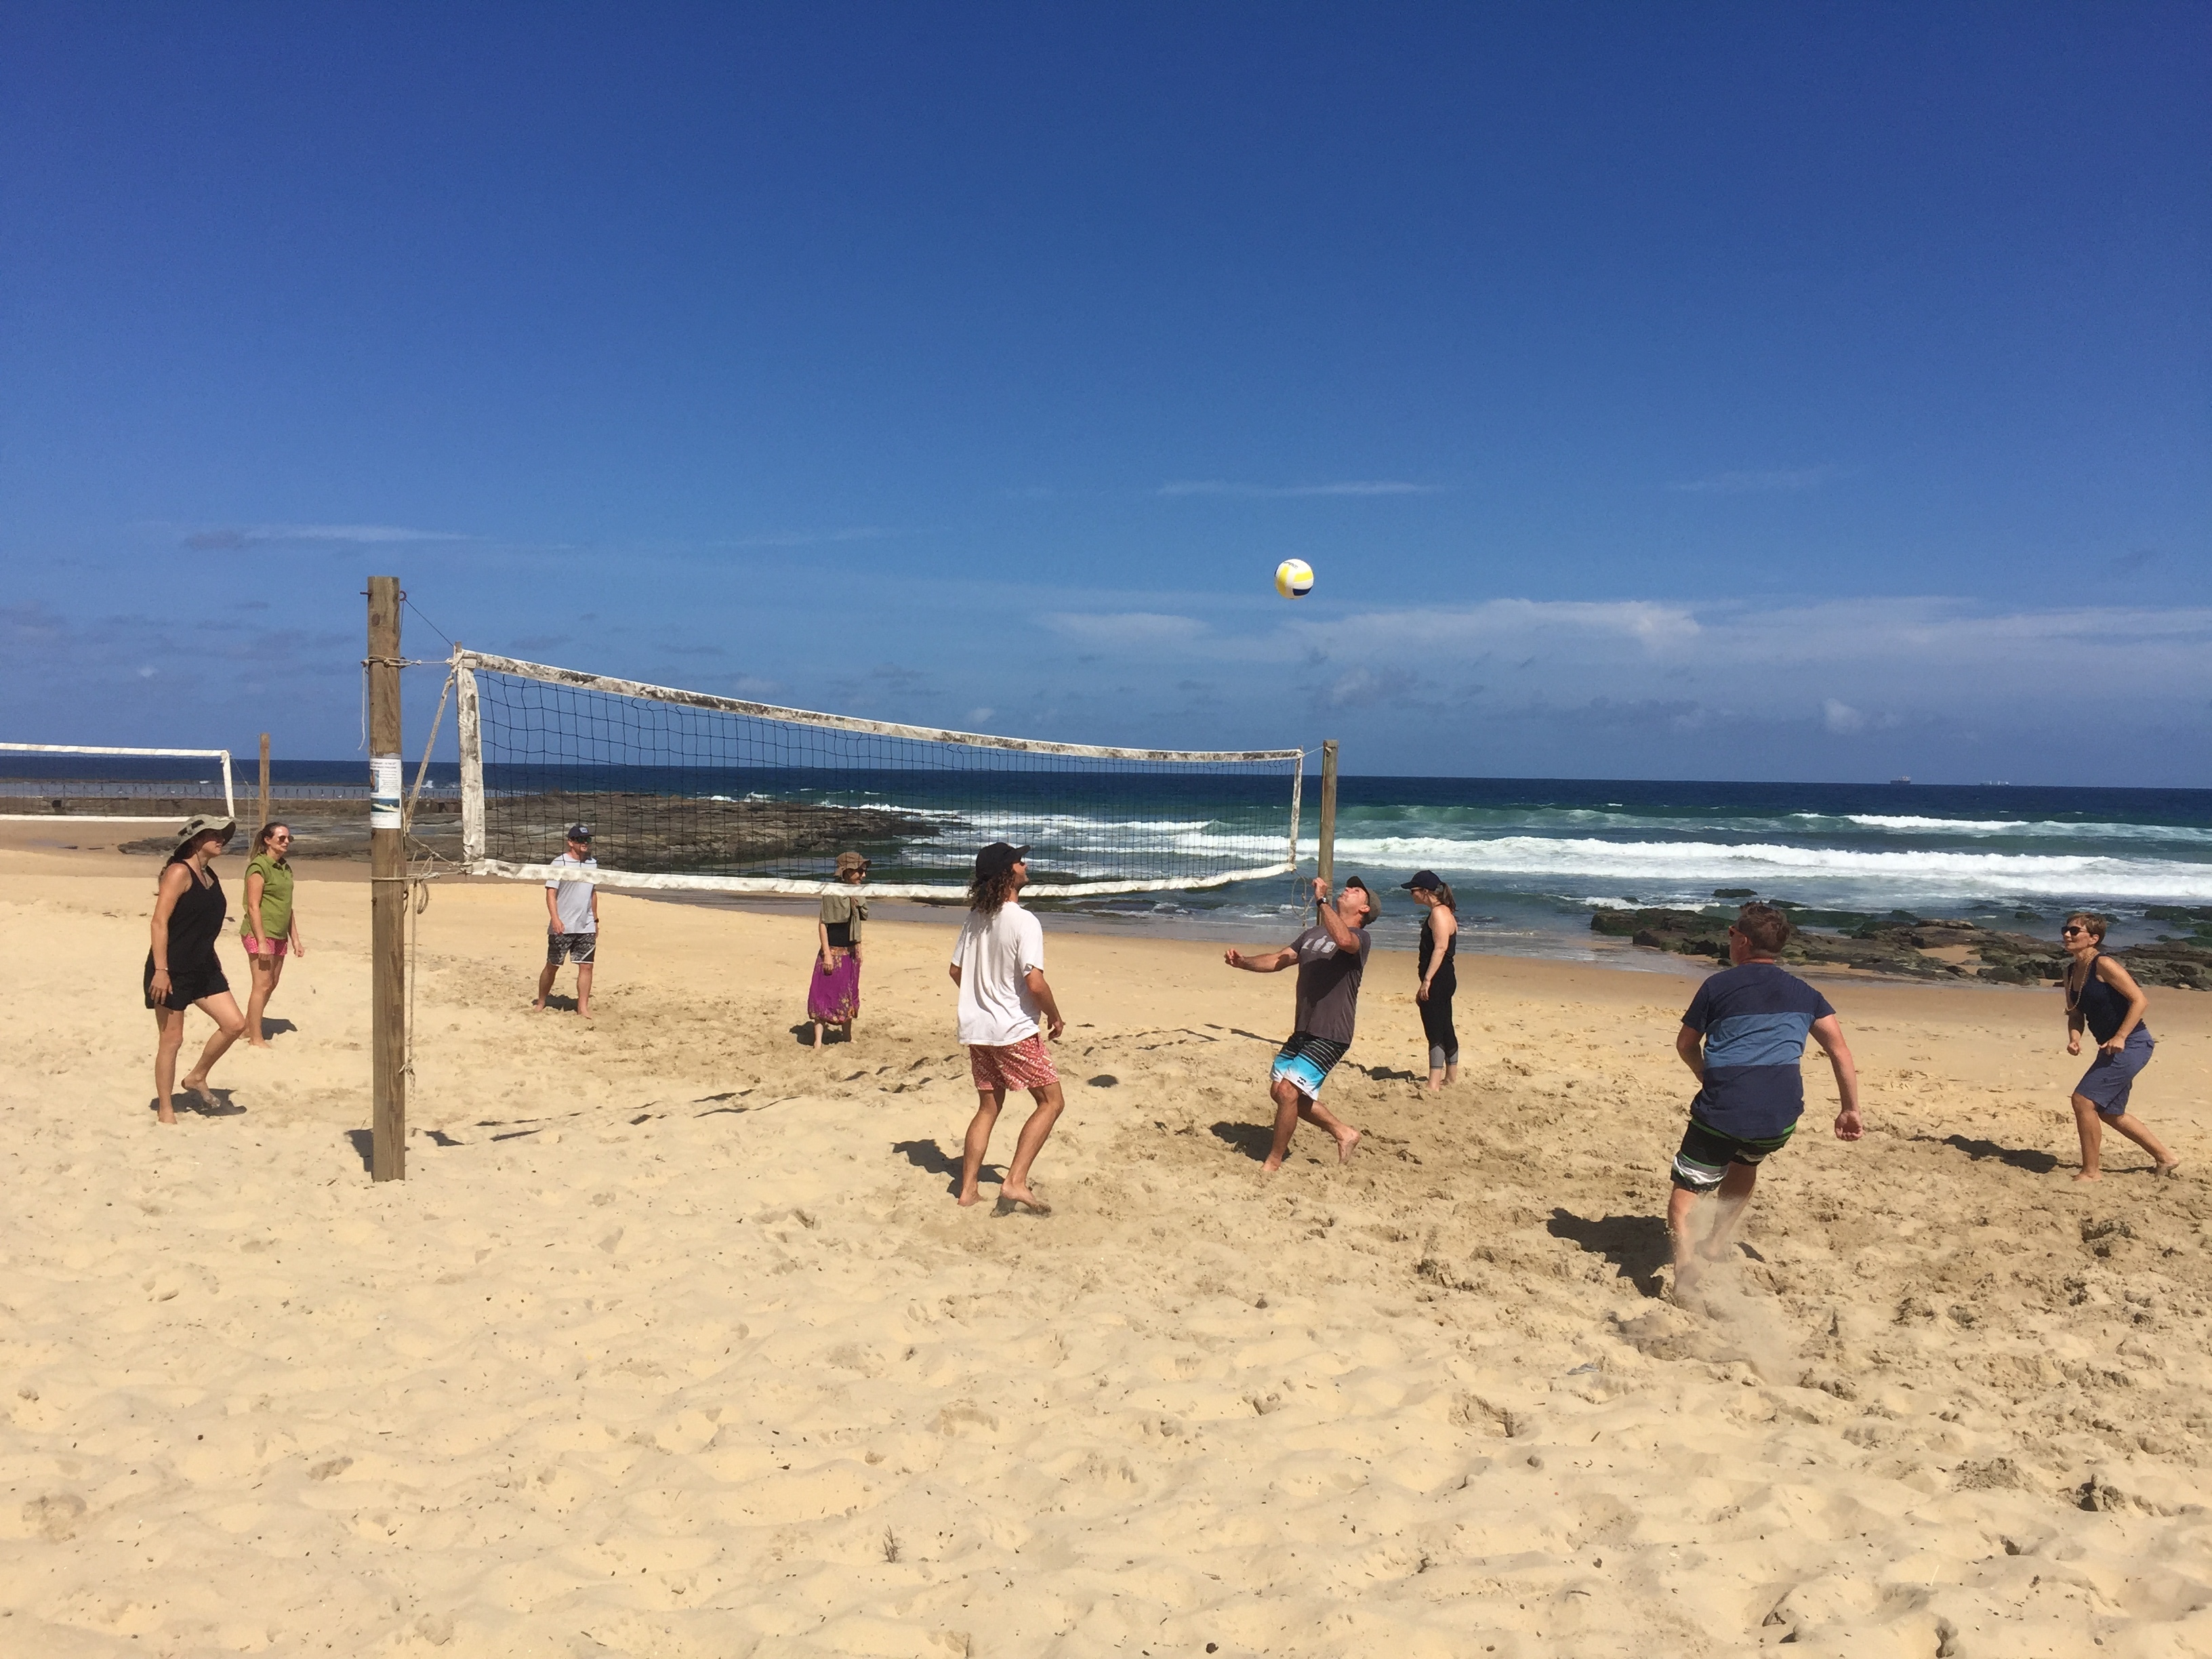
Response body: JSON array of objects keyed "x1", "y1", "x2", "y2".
[
  {"x1": 1271, "y1": 1032, "x2": 1349, "y2": 1101},
  {"x1": 2075, "y1": 1028, "x2": 2153, "y2": 1117}
]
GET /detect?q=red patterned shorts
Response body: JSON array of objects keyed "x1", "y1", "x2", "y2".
[{"x1": 968, "y1": 1033, "x2": 1059, "y2": 1094}]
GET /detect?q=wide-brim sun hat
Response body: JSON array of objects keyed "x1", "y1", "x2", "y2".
[
  {"x1": 174, "y1": 813, "x2": 237, "y2": 852},
  {"x1": 834, "y1": 851, "x2": 871, "y2": 876}
]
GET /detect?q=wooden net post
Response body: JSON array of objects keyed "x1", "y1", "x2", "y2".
[{"x1": 367, "y1": 577, "x2": 406, "y2": 1181}]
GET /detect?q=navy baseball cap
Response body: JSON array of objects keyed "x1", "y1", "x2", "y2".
[
  {"x1": 1400, "y1": 869, "x2": 1442, "y2": 890},
  {"x1": 975, "y1": 842, "x2": 1029, "y2": 877}
]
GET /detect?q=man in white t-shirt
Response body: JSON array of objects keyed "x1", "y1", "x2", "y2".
[
  {"x1": 534, "y1": 823, "x2": 600, "y2": 1017},
  {"x1": 948, "y1": 842, "x2": 1067, "y2": 1213}
]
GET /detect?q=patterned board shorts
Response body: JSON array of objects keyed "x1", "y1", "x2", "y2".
[
  {"x1": 1670, "y1": 1117, "x2": 1796, "y2": 1193},
  {"x1": 1271, "y1": 1031, "x2": 1350, "y2": 1101},
  {"x1": 546, "y1": 931, "x2": 598, "y2": 966},
  {"x1": 968, "y1": 1033, "x2": 1059, "y2": 1094}
]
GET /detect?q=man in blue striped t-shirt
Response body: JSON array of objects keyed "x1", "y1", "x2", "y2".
[{"x1": 1669, "y1": 903, "x2": 1862, "y2": 1294}]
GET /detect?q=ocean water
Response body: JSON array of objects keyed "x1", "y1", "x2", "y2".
[
  {"x1": 12, "y1": 756, "x2": 2208, "y2": 960},
  {"x1": 998, "y1": 776, "x2": 2212, "y2": 960}
]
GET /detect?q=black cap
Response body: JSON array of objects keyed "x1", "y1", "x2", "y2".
[
  {"x1": 974, "y1": 842, "x2": 1029, "y2": 878},
  {"x1": 565, "y1": 823, "x2": 592, "y2": 842},
  {"x1": 1400, "y1": 869, "x2": 1442, "y2": 890}
]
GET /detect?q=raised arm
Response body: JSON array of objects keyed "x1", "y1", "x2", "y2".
[
  {"x1": 1312, "y1": 893, "x2": 1361, "y2": 953},
  {"x1": 1809, "y1": 1013, "x2": 1862, "y2": 1140}
]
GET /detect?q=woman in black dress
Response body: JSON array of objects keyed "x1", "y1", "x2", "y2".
[
  {"x1": 1402, "y1": 869, "x2": 1460, "y2": 1091},
  {"x1": 146, "y1": 815, "x2": 249, "y2": 1122}
]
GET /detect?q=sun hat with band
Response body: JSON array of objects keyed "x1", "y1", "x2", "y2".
[
  {"x1": 834, "y1": 850, "x2": 871, "y2": 876},
  {"x1": 173, "y1": 813, "x2": 237, "y2": 854}
]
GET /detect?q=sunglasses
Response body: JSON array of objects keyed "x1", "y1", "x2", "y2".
[
  {"x1": 269, "y1": 834, "x2": 292, "y2": 842},
  {"x1": 2061, "y1": 926, "x2": 2089, "y2": 937}
]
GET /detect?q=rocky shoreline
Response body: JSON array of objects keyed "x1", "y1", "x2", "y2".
[
  {"x1": 1595, "y1": 897, "x2": 2212, "y2": 989},
  {"x1": 108, "y1": 792, "x2": 934, "y2": 873}
]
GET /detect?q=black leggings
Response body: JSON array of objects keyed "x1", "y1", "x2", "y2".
[{"x1": 1418, "y1": 976, "x2": 1458, "y2": 1070}]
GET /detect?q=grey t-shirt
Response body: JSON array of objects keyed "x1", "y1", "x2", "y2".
[{"x1": 1292, "y1": 924, "x2": 1370, "y2": 1043}]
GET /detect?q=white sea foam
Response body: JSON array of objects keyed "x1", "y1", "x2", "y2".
[{"x1": 1305, "y1": 834, "x2": 2212, "y2": 902}]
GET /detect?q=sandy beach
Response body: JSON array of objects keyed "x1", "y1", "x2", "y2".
[{"x1": 3, "y1": 824, "x2": 2209, "y2": 1658}]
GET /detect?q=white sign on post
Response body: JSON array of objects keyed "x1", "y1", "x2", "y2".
[{"x1": 369, "y1": 755, "x2": 403, "y2": 829}]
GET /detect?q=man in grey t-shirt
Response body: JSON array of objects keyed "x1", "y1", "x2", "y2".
[
  {"x1": 1225, "y1": 876, "x2": 1374, "y2": 1171},
  {"x1": 534, "y1": 824, "x2": 600, "y2": 1017}
]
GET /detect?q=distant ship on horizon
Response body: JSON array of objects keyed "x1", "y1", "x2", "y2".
[{"x1": 1889, "y1": 775, "x2": 1911, "y2": 785}]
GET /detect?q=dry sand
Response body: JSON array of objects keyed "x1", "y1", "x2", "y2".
[{"x1": 3, "y1": 826, "x2": 2209, "y2": 1657}]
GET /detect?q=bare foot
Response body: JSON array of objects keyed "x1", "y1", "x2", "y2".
[
  {"x1": 2074, "y1": 1170, "x2": 2102, "y2": 1183},
  {"x1": 247, "y1": 1038, "x2": 272, "y2": 1049},
  {"x1": 957, "y1": 1187, "x2": 982, "y2": 1207},
  {"x1": 1671, "y1": 1258, "x2": 1704, "y2": 1300},
  {"x1": 156, "y1": 1104, "x2": 178, "y2": 1126},
  {"x1": 178, "y1": 1072, "x2": 214, "y2": 1105},
  {"x1": 530, "y1": 998, "x2": 546, "y2": 1011},
  {"x1": 996, "y1": 1189, "x2": 1052, "y2": 1216},
  {"x1": 2156, "y1": 1161, "x2": 2182, "y2": 1179},
  {"x1": 1261, "y1": 1155, "x2": 1284, "y2": 1174},
  {"x1": 1334, "y1": 1128, "x2": 1361, "y2": 1165}
]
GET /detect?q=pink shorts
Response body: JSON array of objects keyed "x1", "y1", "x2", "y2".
[
  {"x1": 241, "y1": 935, "x2": 289, "y2": 958},
  {"x1": 968, "y1": 1033, "x2": 1059, "y2": 1094}
]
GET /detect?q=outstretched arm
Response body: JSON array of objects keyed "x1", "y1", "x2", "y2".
[
  {"x1": 1809, "y1": 1013, "x2": 1862, "y2": 1140},
  {"x1": 1225, "y1": 944, "x2": 1299, "y2": 972}
]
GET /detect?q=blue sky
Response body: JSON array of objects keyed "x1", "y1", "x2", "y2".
[{"x1": 3, "y1": 3, "x2": 2207, "y2": 783}]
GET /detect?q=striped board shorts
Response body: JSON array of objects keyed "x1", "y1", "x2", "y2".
[
  {"x1": 1271, "y1": 1031, "x2": 1350, "y2": 1101},
  {"x1": 1671, "y1": 1117, "x2": 1795, "y2": 1194}
]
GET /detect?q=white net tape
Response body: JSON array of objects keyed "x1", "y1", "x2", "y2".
[{"x1": 455, "y1": 651, "x2": 1304, "y2": 899}]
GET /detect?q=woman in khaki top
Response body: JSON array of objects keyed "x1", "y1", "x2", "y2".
[
  {"x1": 241, "y1": 821, "x2": 306, "y2": 1044},
  {"x1": 808, "y1": 851, "x2": 868, "y2": 1047}
]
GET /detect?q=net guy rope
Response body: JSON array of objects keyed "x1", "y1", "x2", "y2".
[{"x1": 451, "y1": 649, "x2": 1307, "y2": 899}]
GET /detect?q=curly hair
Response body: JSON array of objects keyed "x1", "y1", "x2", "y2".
[{"x1": 968, "y1": 865, "x2": 1021, "y2": 916}]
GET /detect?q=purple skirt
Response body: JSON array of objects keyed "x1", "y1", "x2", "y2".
[{"x1": 808, "y1": 949, "x2": 861, "y2": 1024}]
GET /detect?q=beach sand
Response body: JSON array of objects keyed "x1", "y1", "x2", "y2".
[{"x1": 3, "y1": 827, "x2": 2209, "y2": 1656}]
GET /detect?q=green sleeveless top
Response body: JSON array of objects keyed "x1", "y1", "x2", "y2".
[{"x1": 242, "y1": 851, "x2": 293, "y2": 938}]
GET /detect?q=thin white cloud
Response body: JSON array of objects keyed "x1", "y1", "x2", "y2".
[
  {"x1": 1155, "y1": 480, "x2": 1446, "y2": 499},
  {"x1": 1667, "y1": 466, "x2": 1839, "y2": 494},
  {"x1": 1042, "y1": 611, "x2": 1210, "y2": 648},
  {"x1": 1822, "y1": 697, "x2": 1866, "y2": 735},
  {"x1": 184, "y1": 523, "x2": 474, "y2": 550},
  {"x1": 720, "y1": 526, "x2": 899, "y2": 549}
]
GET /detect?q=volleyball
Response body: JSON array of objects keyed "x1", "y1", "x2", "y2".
[{"x1": 1275, "y1": 558, "x2": 1315, "y2": 599}]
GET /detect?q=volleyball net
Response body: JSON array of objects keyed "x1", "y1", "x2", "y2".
[
  {"x1": 0, "y1": 743, "x2": 235, "y2": 822},
  {"x1": 451, "y1": 651, "x2": 1305, "y2": 898}
]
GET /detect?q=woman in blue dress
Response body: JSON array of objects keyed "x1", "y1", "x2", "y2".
[{"x1": 2061, "y1": 912, "x2": 2179, "y2": 1181}]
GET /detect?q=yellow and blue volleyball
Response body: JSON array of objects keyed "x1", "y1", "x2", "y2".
[{"x1": 1275, "y1": 558, "x2": 1315, "y2": 599}]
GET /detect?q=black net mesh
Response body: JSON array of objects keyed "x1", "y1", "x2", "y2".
[{"x1": 470, "y1": 668, "x2": 1301, "y2": 893}]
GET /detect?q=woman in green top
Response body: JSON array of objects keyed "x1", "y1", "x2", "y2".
[{"x1": 241, "y1": 821, "x2": 306, "y2": 1045}]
